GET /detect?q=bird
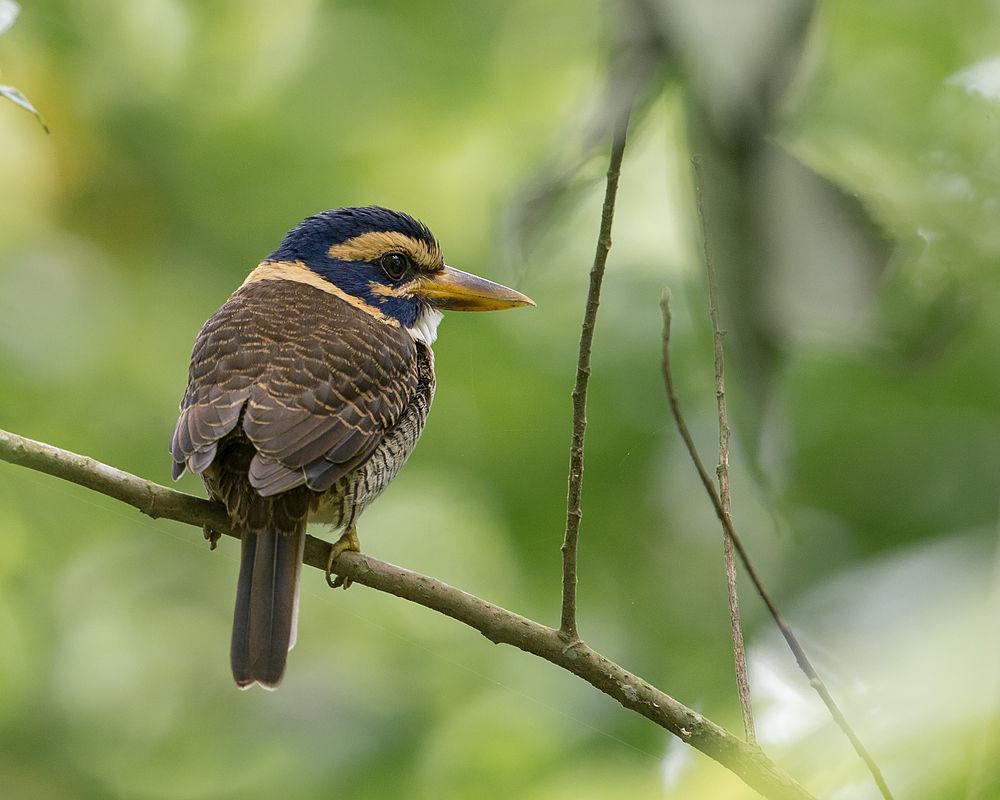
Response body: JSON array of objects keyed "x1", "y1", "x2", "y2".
[{"x1": 169, "y1": 206, "x2": 533, "y2": 689}]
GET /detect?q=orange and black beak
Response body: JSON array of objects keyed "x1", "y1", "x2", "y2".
[{"x1": 412, "y1": 265, "x2": 534, "y2": 311}]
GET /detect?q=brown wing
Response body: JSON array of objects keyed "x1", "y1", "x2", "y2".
[{"x1": 170, "y1": 278, "x2": 419, "y2": 496}]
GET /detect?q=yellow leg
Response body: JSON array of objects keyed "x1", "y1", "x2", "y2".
[
  {"x1": 203, "y1": 526, "x2": 221, "y2": 550},
  {"x1": 325, "y1": 525, "x2": 360, "y2": 589}
]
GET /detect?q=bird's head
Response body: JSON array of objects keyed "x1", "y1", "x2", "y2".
[{"x1": 262, "y1": 206, "x2": 533, "y2": 344}]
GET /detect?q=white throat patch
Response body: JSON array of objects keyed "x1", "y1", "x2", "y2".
[{"x1": 407, "y1": 307, "x2": 443, "y2": 347}]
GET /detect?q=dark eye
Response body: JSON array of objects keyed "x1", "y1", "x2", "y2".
[{"x1": 379, "y1": 252, "x2": 410, "y2": 280}]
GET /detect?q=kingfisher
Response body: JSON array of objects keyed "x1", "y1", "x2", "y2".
[{"x1": 169, "y1": 206, "x2": 533, "y2": 689}]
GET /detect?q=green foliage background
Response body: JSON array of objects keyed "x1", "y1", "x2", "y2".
[{"x1": 1, "y1": 2, "x2": 998, "y2": 798}]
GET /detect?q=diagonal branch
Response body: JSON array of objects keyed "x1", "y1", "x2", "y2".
[
  {"x1": 0, "y1": 428, "x2": 815, "y2": 800},
  {"x1": 659, "y1": 295, "x2": 895, "y2": 800},
  {"x1": 561, "y1": 108, "x2": 630, "y2": 640},
  {"x1": 692, "y1": 155, "x2": 756, "y2": 743}
]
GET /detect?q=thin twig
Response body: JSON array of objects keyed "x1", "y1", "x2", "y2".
[
  {"x1": 692, "y1": 155, "x2": 756, "y2": 744},
  {"x1": 560, "y1": 108, "x2": 631, "y2": 640},
  {"x1": 659, "y1": 294, "x2": 895, "y2": 800},
  {"x1": 0, "y1": 427, "x2": 814, "y2": 800},
  {"x1": 965, "y1": 497, "x2": 1000, "y2": 799}
]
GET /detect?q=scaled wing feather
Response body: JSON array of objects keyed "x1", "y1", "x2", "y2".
[{"x1": 170, "y1": 279, "x2": 419, "y2": 495}]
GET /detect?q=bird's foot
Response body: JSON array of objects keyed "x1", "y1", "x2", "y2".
[
  {"x1": 325, "y1": 526, "x2": 360, "y2": 590},
  {"x1": 203, "y1": 526, "x2": 221, "y2": 551}
]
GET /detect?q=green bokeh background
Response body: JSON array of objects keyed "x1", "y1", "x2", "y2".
[{"x1": 1, "y1": 2, "x2": 998, "y2": 798}]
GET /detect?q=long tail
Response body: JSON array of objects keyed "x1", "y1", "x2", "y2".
[{"x1": 230, "y1": 523, "x2": 306, "y2": 689}]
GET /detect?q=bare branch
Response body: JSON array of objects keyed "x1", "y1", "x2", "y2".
[
  {"x1": 0, "y1": 427, "x2": 815, "y2": 800},
  {"x1": 561, "y1": 109, "x2": 630, "y2": 640},
  {"x1": 659, "y1": 295, "x2": 895, "y2": 800},
  {"x1": 966, "y1": 499, "x2": 1000, "y2": 799},
  {"x1": 692, "y1": 154, "x2": 756, "y2": 743}
]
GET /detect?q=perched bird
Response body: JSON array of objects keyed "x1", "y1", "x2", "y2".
[{"x1": 170, "y1": 206, "x2": 532, "y2": 689}]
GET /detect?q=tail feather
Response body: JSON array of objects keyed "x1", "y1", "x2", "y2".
[
  {"x1": 230, "y1": 529, "x2": 257, "y2": 687},
  {"x1": 231, "y1": 524, "x2": 306, "y2": 689}
]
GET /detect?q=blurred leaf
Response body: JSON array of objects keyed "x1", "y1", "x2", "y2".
[
  {"x1": 0, "y1": 84, "x2": 48, "y2": 132},
  {"x1": 0, "y1": 0, "x2": 18, "y2": 37}
]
